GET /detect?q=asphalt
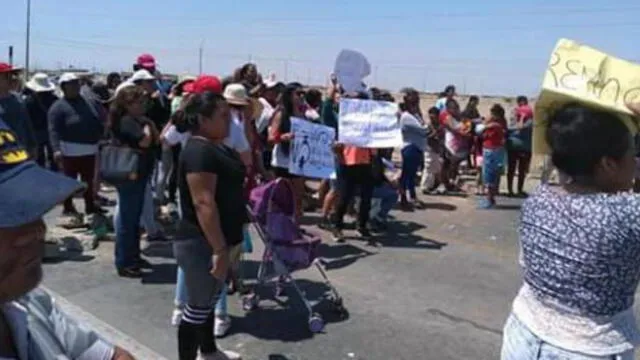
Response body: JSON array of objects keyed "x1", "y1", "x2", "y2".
[{"x1": 40, "y1": 185, "x2": 530, "y2": 360}]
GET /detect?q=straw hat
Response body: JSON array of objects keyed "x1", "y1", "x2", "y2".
[
  {"x1": 26, "y1": 73, "x2": 55, "y2": 93},
  {"x1": 223, "y1": 83, "x2": 249, "y2": 106}
]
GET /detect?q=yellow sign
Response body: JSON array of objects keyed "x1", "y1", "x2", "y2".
[{"x1": 534, "y1": 38, "x2": 640, "y2": 154}]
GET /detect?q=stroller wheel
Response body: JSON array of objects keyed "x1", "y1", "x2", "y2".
[
  {"x1": 308, "y1": 314, "x2": 325, "y2": 333},
  {"x1": 242, "y1": 295, "x2": 258, "y2": 311}
]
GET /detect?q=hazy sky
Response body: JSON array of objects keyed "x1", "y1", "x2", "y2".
[{"x1": 3, "y1": 0, "x2": 639, "y2": 96}]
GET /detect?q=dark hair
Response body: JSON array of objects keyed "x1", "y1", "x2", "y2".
[
  {"x1": 277, "y1": 83, "x2": 303, "y2": 156},
  {"x1": 428, "y1": 106, "x2": 440, "y2": 116},
  {"x1": 517, "y1": 95, "x2": 528, "y2": 104},
  {"x1": 172, "y1": 92, "x2": 226, "y2": 133},
  {"x1": 445, "y1": 85, "x2": 456, "y2": 94},
  {"x1": 106, "y1": 72, "x2": 121, "y2": 88},
  {"x1": 305, "y1": 89, "x2": 322, "y2": 109},
  {"x1": 108, "y1": 85, "x2": 146, "y2": 132},
  {"x1": 546, "y1": 104, "x2": 631, "y2": 179},
  {"x1": 490, "y1": 104, "x2": 505, "y2": 119},
  {"x1": 469, "y1": 95, "x2": 479, "y2": 103},
  {"x1": 446, "y1": 98, "x2": 458, "y2": 108}
]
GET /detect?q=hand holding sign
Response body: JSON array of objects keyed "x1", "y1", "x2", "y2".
[{"x1": 534, "y1": 38, "x2": 640, "y2": 154}]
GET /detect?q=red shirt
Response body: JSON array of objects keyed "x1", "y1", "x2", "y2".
[
  {"x1": 515, "y1": 105, "x2": 533, "y2": 121},
  {"x1": 482, "y1": 117, "x2": 507, "y2": 149}
]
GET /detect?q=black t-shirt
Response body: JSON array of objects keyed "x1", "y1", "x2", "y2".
[
  {"x1": 110, "y1": 115, "x2": 156, "y2": 178},
  {"x1": 177, "y1": 137, "x2": 247, "y2": 247}
]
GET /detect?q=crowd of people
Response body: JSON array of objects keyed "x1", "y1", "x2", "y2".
[{"x1": 5, "y1": 51, "x2": 640, "y2": 360}]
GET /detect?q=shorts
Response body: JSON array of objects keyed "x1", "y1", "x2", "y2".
[
  {"x1": 482, "y1": 148, "x2": 505, "y2": 187},
  {"x1": 173, "y1": 236, "x2": 225, "y2": 308},
  {"x1": 273, "y1": 167, "x2": 300, "y2": 179}
]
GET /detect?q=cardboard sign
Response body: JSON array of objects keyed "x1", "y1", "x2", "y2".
[
  {"x1": 289, "y1": 118, "x2": 336, "y2": 179},
  {"x1": 333, "y1": 49, "x2": 371, "y2": 94},
  {"x1": 338, "y1": 99, "x2": 401, "y2": 148},
  {"x1": 534, "y1": 38, "x2": 640, "y2": 154}
]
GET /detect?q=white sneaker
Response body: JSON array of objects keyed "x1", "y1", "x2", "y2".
[
  {"x1": 170, "y1": 308, "x2": 183, "y2": 326},
  {"x1": 197, "y1": 349, "x2": 242, "y2": 360},
  {"x1": 214, "y1": 314, "x2": 231, "y2": 338}
]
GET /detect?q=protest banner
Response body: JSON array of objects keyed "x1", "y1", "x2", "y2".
[
  {"x1": 334, "y1": 49, "x2": 371, "y2": 94},
  {"x1": 534, "y1": 38, "x2": 640, "y2": 154},
  {"x1": 289, "y1": 118, "x2": 336, "y2": 179},
  {"x1": 338, "y1": 99, "x2": 401, "y2": 148}
]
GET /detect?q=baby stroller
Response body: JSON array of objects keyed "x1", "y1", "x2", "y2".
[{"x1": 243, "y1": 178, "x2": 346, "y2": 333}]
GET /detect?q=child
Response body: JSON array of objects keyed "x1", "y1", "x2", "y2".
[
  {"x1": 477, "y1": 104, "x2": 508, "y2": 209},
  {"x1": 420, "y1": 107, "x2": 444, "y2": 194}
]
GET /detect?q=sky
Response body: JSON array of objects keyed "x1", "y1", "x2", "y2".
[{"x1": 2, "y1": 0, "x2": 639, "y2": 96}]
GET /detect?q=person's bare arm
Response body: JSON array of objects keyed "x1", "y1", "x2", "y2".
[
  {"x1": 186, "y1": 172, "x2": 226, "y2": 252},
  {"x1": 112, "y1": 346, "x2": 135, "y2": 360}
]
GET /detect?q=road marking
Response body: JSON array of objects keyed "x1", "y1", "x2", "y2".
[{"x1": 42, "y1": 286, "x2": 169, "y2": 360}]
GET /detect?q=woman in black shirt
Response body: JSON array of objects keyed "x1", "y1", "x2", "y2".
[
  {"x1": 109, "y1": 85, "x2": 158, "y2": 278},
  {"x1": 173, "y1": 92, "x2": 245, "y2": 360}
]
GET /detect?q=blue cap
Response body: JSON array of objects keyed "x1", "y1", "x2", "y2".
[{"x1": 0, "y1": 118, "x2": 84, "y2": 228}]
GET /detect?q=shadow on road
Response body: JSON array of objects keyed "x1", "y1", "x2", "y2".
[
  {"x1": 228, "y1": 278, "x2": 349, "y2": 342},
  {"x1": 142, "y1": 263, "x2": 178, "y2": 285}
]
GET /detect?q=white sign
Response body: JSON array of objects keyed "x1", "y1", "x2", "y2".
[
  {"x1": 289, "y1": 118, "x2": 336, "y2": 179},
  {"x1": 334, "y1": 49, "x2": 371, "y2": 94},
  {"x1": 338, "y1": 99, "x2": 401, "y2": 148}
]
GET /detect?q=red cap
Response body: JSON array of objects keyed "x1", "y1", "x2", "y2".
[
  {"x1": 0, "y1": 62, "x2": 21, "y2": 74},
  {"x1": 191, "y1": 75, "x2": 222, "y2": 95},
  {"x1": 136, "y1": 54, "x2": 156, "y2": 69},
  {"x1": 183, "y1": 82, "x2": 195, "y2": 94}
]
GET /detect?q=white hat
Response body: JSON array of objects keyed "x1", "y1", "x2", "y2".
[
  {"x1": 114, "y1": 81, "x2": 135, "y2": 96},
  {"x1": 26, "y1": 73, "x2": 55, "y2": 93},
  {"x1": 263, "y1": 73, "x2": 283, "y2": 89},
  {"x1": 58, "y1": 72, "x2": 79, "y2": 85},
  {"x1": 223, "y1": 83, "x2": 249, "y2": 106},
  {"x1": 130, "y1": 69, "x2": 155, "y2": 83}
]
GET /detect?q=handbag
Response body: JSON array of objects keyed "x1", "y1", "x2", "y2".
[{"x1": 98, "y1": 140, "x2": 143, "y2": 185}]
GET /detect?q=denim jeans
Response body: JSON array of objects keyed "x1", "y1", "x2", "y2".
[
  {"x1": 140, "y1": 181, "x2": 161, "y2": 236},
  {"x1": 114, "y1": 178, "x2": 147, "y2": 269},
  {"x1": 400, "y1": 144, "x2": 423, "y2": 199},
  {"x1": 501, "y1": 314, "x2": 634, "y2": 360},
  {"x1": 175, "y1": 267, "x2": 229, "y2": 315},
  {"x1": 371, "y1": 184, "x2": 398, "y2": 220}
]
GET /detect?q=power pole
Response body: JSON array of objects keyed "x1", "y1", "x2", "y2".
[
  {"x1": 25, "y1": 0, "x2": 31, "y2": 77},
  {"x1": 8, "y1": 46, "x2": 13, "y2": 66},
  {"x1": 284, "y1": 59, "x2": 289, "y2": 83},
  {"x1": 198, "y1": 41, "x2": 203, "y2": 75}
]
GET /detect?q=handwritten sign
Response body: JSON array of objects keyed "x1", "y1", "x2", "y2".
[
  {"x1": 338, "y1": 99, "x2": 401, "y2": 148},
  {"x1": 289, "y1": 118, "x2": 336, "y2": 179},
  {"x1": 334, "y1": 49, "x2": 371, "y2": 94},
  {"x1": 534, "y1": 38, "x2": 640, "y2": 154}
]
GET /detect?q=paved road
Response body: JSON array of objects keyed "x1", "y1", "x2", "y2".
[{"x1": 41, "y1": 190, "x2": 529, "y2": 360}]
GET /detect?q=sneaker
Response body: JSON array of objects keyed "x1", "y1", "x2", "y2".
[
  {"x1": 147, "y1": 233, "x2": 169, "y2": 242},
  {"x1": 318, "y1": 217, "x2": 333, "y2": 230},
  {"x1": 198, "y1": 349, "x2": 242, "y2": 360},
  {"x1": 171, "y1": 308, "x2": 183, "y2": 326},
  {"x1": 331, "y1": 228, "x2": 344, "y2": 243},
  {"x1": 214, "y1": 314, "x2": 232, "y2": 338}
]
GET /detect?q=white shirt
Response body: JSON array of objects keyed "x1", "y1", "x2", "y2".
[
  {"x1": 162, "y1": 124, "x2": 190, "y2": 148},
  {"x1": 225, "y1": 110, "x2": 250, "y2": 153}
]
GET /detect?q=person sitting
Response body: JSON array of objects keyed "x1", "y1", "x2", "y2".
[{"x1": 0, "y1": 117, "x2": 134, "y2": 360}]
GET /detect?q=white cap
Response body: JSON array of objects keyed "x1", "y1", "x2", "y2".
[
  {"x1": 223, "y1": 83, "x2": 249, "y2": 106},
  {"x1": 58, "y1": 72, "x2": 79, "y2": 85},
  {"x1": 114, "y1": 81, "x2": 135, "y2": 96},
  {"x1": 130, "y1": 69, "x2": 155, "y2": 82}
]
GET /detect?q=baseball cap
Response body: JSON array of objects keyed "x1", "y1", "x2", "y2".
[
  {"x1": 0, "y1": 62, "x2": 22, "y2": 74},
  {"x1": 130, "y1": 69, "x2": 155, "y2": 83},
  {"x1": 0, "y1": 118, "x2": 84, "y2": 228},
  {"x1": 191, "y1": 75, "x2": 222, "y2": 95},
  {"x1": 136, "y1": 54, "x2": 156, "y2": 69}
]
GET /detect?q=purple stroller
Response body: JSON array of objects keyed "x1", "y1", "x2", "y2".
[{"x1": 242, "y1": 178, "x2": 346, "y2": 333}]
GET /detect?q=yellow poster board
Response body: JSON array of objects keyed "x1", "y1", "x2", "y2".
[{"x1": 533, "y1": 39, "x2": 640, "y2": 154}]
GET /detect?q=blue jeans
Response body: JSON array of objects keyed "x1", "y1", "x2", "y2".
[
  {"x1": 400, "y1": 144, "x2": 423, "y2": 199},
  {"x1": 482, "y1": 147, "x2": 505, "y2": 188},
  {"x1": 175, "y1": 267, "x2": 228, "y2": 315},
  {"x1": 371, "y1": 184, "x2": 398, "y2": 220},
  {"x1": 114, "y1": 178, "x2": 147, "y2": 269},
  {"x1": 501, "y1": 314, "x2": 634, "y2": 360}
]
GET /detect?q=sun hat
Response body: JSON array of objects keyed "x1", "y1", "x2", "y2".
[
  {"x1": 25, "y1": 73, "x2": 55, "y2": 93},
  {"x1": 0, "y1": 118, "x2": 84, "y2": 228},
  {"x1": 0, "y1": 62, "x2": 22, "y2": 74},
  {"x1": 136, "y1": 54, "x2": 156, "y2": 69},
  {"x1": 114, "y1": 81, "x2": 136, "y2": 96},
  {"x1": 191, "y1": 75, "x2": 222, "y2": 95},
  {"x1": 58, "y1": 72, "x2": 79, "y2": 85},
  {"x1": 223, "y1": 83, "x2": 249, "y2": 106},
  {"x1": 130, "y1": 69, "x2": 155, "y2": 83}
]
